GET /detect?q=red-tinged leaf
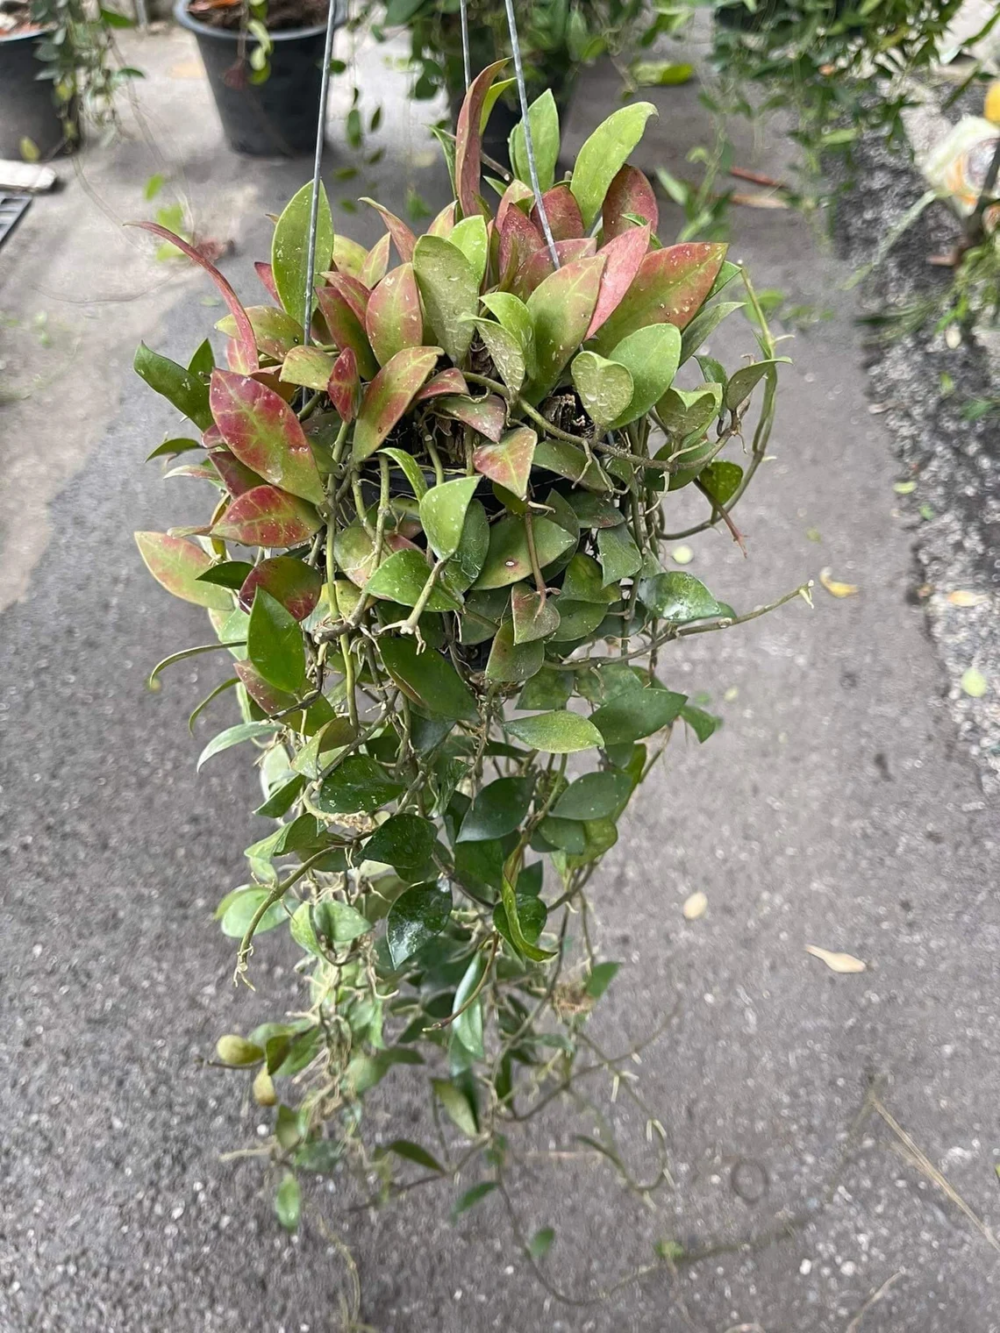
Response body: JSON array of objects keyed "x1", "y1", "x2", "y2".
[
  {"x1": 432, "y1": 393, "x2": 507, "y2": 443},
  {"x1": 247, "y1": 367, "x2": 296, "y2": 401},
  {"x1": 205, "y1": 442, "x2": 266, "y2": 497},
  {"x1": 315, "y1": 285, "x2": 379, "y2": 381},
  {"x1": 255, "y1": 261, "x2": 281, "y2": 304},
  {"x1": 211, "y1": 485, "x2": 321, "y2": 547},
  {"x1": 602, "y1": 165, "x2": 659, "y2": 242},
  {"x1": 216, "y1": 305, "x2": 302, "y2": 361},
  {"x1": 358, "y1": 232, "x2": 392, "y2": 288},
  {"x1": 209, "y1": 369, "x2": 325, "y2": 505},
  {"x1": 365, "y1": 263, "x2": 423, "y2": 367},
  {"x1": 134, "y1": 531, "x2": 233, "y2": 610},
  {"x1": 531, "y1": 185, "x2": 584, "y2": 241},
  {"x1": 332, "y1": 234, "x2": 369, "y2": 279},
  {"x1": 513, "y1": 237, "x2": 597, "y2": 300},
  {"x1": 335, "y1": 525, "x2": 417, "y2": 588},
  {"x1": 496, "y1": 179, "x2": 534, "y2": 234},
  {"x1": 586, "y1": 224, "x2": 651, "y2": 339},
  {"x1": 427, "y1": 201, "x2": 457, "y2": 238},
  {"x1": 238, "y1": 555, "x2": 323, "y2": 620},
  {"x1": 131, "y1": 221, "x2": 258, "y2": 373},
  {"x1": 593, "y1": 243, "x2": 727, "y2": 353},
  {"x1": 525, "y1": 255, "x2": 605, "y2": 400},
  {"x1": 499, "y1": 206, "x2": 544, "y2": 285},
  {"x1": 455, "y1": 59, "x2": 508, "y2": 217},
  {"x1": 327, "y1": 346, "x2": 360, "y2": 423},
  {"x1": 278, "y1": 345, "x2": 335, "y2": 392},
  {"x1": 234, "y1": 659, "x2": 296, "y2": 715},
  {"x1": 415, "y1": 368, "x2": 469, "y2": 402},
  {"x1": 361, "y1": 198, "x2": 417, "y2": 263},
  {"x1": 203, "y1": 423, "x2": 223, "y2": 448},
  {"x1": 511, "y1": 584, "x2": 560, "y2": 643},
  {"x1": 352, "y1": 346, "x2": 442, "y2": 461},
  {"x1": 321, "y1": 271, "x2": 370, "y2": 323},
  {"x1": 473, "y1": 426, "x2": 537, "y2": 499}
]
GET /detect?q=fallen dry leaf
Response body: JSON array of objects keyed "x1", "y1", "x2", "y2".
[
  {"x1": 731, "y1": 192, "x2": 790, "y2": 210},
  {"x1": 820, "y1": 568, "x2": 859, "y2": 599},
  {"x1": 948, "y1": 590, "x2": 987, "y2": 608},
  {"x1": 806, "y1": 945, "x2": 866, "y2": 974},
  {"x1": 682, "y1": 891, "x2": 707, "y2": 921}
]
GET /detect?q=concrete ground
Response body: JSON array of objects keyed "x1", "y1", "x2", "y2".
[{"x1": 2, "y1": 26, "x2": 1000, "y2": 1333}]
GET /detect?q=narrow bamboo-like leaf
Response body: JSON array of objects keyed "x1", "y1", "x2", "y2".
[
  {"x1": 570, "y1": 103, "x2": 658, "y2": 230},
  {"x1": 365, "y1": 263, "x2": 423, "y2": 367},
  {"x1": 352, "y1": 346, "x2": 442, "y2": 461},
  {"x1": 602, "y1": 164, "x2": 659, "y2": 241},
  {"x1": 210, "y1": 370, "x2": 324, "y2": 504},
  {"x1": 586, "y1": 224, "x2": 651, "y2": 339},
  {"x1": 525, "y1": 255, "x2": 605, "y2": 401},
  {"x1": 509, "y1": 89, "x2": 559, "y2": 193},
  {"x1": 211, "y1": 485, "x2": 321, "y2": 547},
  {"x1": 455, "y1": 60, "x2": 508, "y2": 217},
  {"x1": 472, "y1": 426, "x2": 536, "y2": 500},
  {"x1": 197, "y1": 720, "x2": 279, "y2": 771},
  {"x1": 135, "y1": 532, "x2": 233, "y2": 610},
  {"x1": 413, "y1": 235, "x2": 479, "y2": 366},
  {"x1": 419, "y1": 476, "x2": 481, "y2": 559},
  {"x1": 593, "y1": 243, "x2": 728, "y2": 353},
  {"x1": 379, "y1": 636, "x2": 479, "y2": 720},
  {"x1": 271, "y1": 181, "x2": 334, "y2": 329}
]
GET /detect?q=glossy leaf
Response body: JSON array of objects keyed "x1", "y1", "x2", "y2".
[
  {"x1": 448, "y1": 215, "x2": 489, "y2": 288},
  {"x1": 197, "y1": 720, "x2": 278, "y2": 770},
  {"x1": 352, "y1": 346, "x2": 442, "y2": 461},
  {"x1": 525, "y1": 255, "x2": 605, "y2": 401},
  {"x1": 571, "y1": 351, "x2": 634, "y2": 429},
  {"x1": 498, "y1": 206, "x2": 545, "y2": 285},
  {"x1": 725, "y1": 359, "x2": 783, "y2": 410},
  {"x1": 455, "y1": 60, "x2": 507, "y2": 217},
  {"x1": 365, "y1": 813, "x2": 438, "y2": 870},
  {"x1": 700, "y1": 459, "x2": 743, "y2": 507},
  {"x1": 561, "y1": 552, "x2": 618, "y2": 602},
  {"x1": 485, "y1": 620, "x2": 545, "y2": 682},
  {"x1": 434, "y1": 1079, "x2": 478, "y2": 1138},
  {"x1": 474, "y1": 513, "x2": 576, "y2": 590},
  {"x1": 271, "y1": 181, "x2": 334, "y2": 329},
  {"x1": 419, "y1": 476, "x2": 480, "y2": 559},
  {"x1": 480, "y1": 292, "x2": 535, "y2": 371},
  {"x1": 555, "y1": 771, "x2": 632, "y2": 820},
  {"x1": 681, "y1": 703, "x2": 721, "y2": 743},
  {"x1": 238, "y1": 556, "x2": 322, "y2": 620},
  {"x1": 415, "y1": 368, "x2": 470, "y2": 402},
  {"x1": 254, "y1": 260, "x2": 281, "y2": 301},
  {"x1": 279, "y1": 345, "x2": 335, "y2": 392},
  {"x1": 247, "y1": 589, "x2": 307, "y2": 693},
  {"x1": 315, "y1": 282, "x2": 379, "y2": 381},
  {"x1": 639, "y1": 571, "x2": 726, "y2": 622},
  {"x1": 217, "y1": 304, "x2": 302, "y2": 361},
  {"x1": 607, "y1": 324, "x2": 681, "y2": 429},
  {"x1": 602, "y1": 164, "x2": 659, "y2": 241},
  {"x1": 509, "y1": 89, "x2": 559, "y2": 194},
  {"x1": 327, "y1": 346, "x2": 360, "y2": 423},
  {"x1": 531, "y1": 184, "x2": 584, "y2": 241},
  {"x1": 511, "y1": 585, "x2": 560, "y2": 643},
  {"x1": 332, "y1": 234, "x2": 368, "y2": 278},
  {"x1": 517, "y1": 666, "x2": 572, "y2": 710},
  {"x1": 570, "y1": 103, "x2": 657, "y2": 230},
  {"x1": 457, "y1": 776, "x2": 533, "y2": 842},
  {"x1": 657, "y1": 383, "x2": 723, "y2": 437},
  {"x1": 360, "y1": 197, "x2": 417, "y2": 263},
  {"x1": 593, "y1": 243, "x2": 728, "y2": 353},
  {"x1": 358, "y1": 231, "x2": 392, "y2": 288},
  {"x1": 134, "y1": 344, "x2": 212, "y2": 430},
  {"x1": 365, "y1": 549, "x2": 460, "y2": 611},
  {"x1": 514, "y1": 237, "x2": 597, "y2": 302},
  {"x1": 474, "y1": 319, "x2": 525, "y2": 396},
  {"x1": 413, "y1": 235, "x2": 479, "y2": 366},
  {"x1": 591, "y1": 687, "x2": 686, "y2": 745},
  {"x1": 387, "y1": 882, "x2": 452, "y2": 967},
  {"x1": 365, "y1": 263, "x2": 423, "y2": 367},
  {"x1": 441, "y1": 499, "x2": 490, "y2": 593},
  {"x1": 379, "y1": 636, "x2": 479, "y2": 720},
  {"x1": 432, "y1": 394, "x2": 506, "y2": 443},
  {"x1": 314, "y1": 755, "x2": 403, "y2": 814},
  {"x1": 505, "y1": 710, "x2": 603, "y2": 753},
  {"x1": 210, "y1": 370, "x2": 324, "y2": 505},
  {"x1": 211, "y1": 485, "x2": 321, "y2": 547},
  {"x1": 586, "y1": 224, "x2": 651, "y2": 339},
  {"x1": 473, "y1": 426, "x2": 536, "y2": 500},
  {"x1": 134, "y1": 532, "x2": 232, "y2": 610}
]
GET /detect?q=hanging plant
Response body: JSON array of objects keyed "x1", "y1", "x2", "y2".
[{"x1": 133, "y1": 67, "x2": 806, "y2": 1241}]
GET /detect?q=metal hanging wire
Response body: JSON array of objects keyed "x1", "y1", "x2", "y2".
[
  {"x1": 459, "y1": 0, "x2": 472, "y2": 93},
  {"x1": 302, "y1": 0, "x2": 343, "y2": 346},
  {"x1": 502, "y1": 0, "x2": 558, "y2": 267}
]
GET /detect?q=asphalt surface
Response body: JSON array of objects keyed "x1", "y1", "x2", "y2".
[{"x1": 2, "y1": 28, "x2": 1000, "y2": 1333}]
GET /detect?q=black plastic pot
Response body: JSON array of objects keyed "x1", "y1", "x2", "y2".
[
  {"x1": 0, "y1": 30, "x2": 68, "y2": 160},
  {"x1": 174, "y1": 0, "x2": 344, "y2": 157}
]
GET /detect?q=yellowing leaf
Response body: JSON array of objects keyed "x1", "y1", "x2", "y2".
[
  {"x1": 682, "y1": 891, "x2": 707, "y2": 920},
  {"x1": 948, "y1": 590, "x2": 987, "y2": 608},
  {"x1": 806, "y1": 945, "x2": 866, "y2": 974},
  {"x1": 961, "y1": 668, "x2": 988, "y2": 698},
  {"x1": 819, "y1": 568, "x2": 859, "y2": 599}
]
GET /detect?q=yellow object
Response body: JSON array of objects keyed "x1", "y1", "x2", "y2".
[{"x1": 985, "y1": 81, "x2": 1000, "y2": 126}]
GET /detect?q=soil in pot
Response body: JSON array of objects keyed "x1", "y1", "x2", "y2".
[{"x1": 176, "y1": 0, "x2": 343, "y2": 157}]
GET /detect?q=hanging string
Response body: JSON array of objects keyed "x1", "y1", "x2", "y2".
[
  {"x1": 459, "y1": 0, "x2": 471, "y2": 91},
  {"x1": 302, "y1": 0, "x2": 342, "y2": 346},
  {"x1": 502, "y1": 0, "x2": 558, "y2": 268}
]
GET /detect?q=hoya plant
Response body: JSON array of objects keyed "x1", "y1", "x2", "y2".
[{"x1": 133, "y1": 69, "x2": 800, "y2": 1238}]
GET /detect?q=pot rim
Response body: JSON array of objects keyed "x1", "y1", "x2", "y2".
[
  {"x1": 0, "y1": 26, "x2": 51, "y2": 43},
  {"x1": 173, "y1": 0, "x2": 344, "y2": 42}
]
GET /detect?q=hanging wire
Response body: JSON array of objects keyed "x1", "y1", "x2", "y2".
[
  {"x1": 459, "y1": 0, "x2": 472, "y2": 91},
  {"x1": 502, "y1": 0, "x2": 559, "y2": 268},
  {"x1": 302, "y1": 0, "x2": 343, "y2": 346}
]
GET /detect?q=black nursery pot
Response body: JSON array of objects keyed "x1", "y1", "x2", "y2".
[
  {"x1": 174, "y1": 0, "x2": 344, "y2": 157},
  {"x1": 0, "y1": 30, "x2": 68, "y2": 160}
]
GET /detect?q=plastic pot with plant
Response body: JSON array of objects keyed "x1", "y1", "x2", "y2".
[{"x1": 132, "y1": 68, "x2": 805, "y2": 1247}]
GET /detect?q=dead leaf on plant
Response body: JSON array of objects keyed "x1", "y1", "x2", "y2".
[
  {"x1": 806, "y1": 945, "x2": 866, "y2": 974},
  {"x1": 731, "y1": 193, "x2": 790, "y2": 210},
  {"x1": 820, "y1": 568, "x2": 859, "y2": 599}
]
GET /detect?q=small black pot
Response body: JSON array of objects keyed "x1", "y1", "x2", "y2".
[
  {"x1": 174, "y1": 0, "x2": 344, "y2": 157},
  {"x1": 0, "y1": 30, "x2": 68, "y2": 160}
]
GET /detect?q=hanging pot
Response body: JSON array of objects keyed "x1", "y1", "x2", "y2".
[
  {"x1": 0, "y1": 29, "x2": 71, "y2": 160},
  {"x1": 174, "y1": 0, "x2": 345, "y2": 157}
]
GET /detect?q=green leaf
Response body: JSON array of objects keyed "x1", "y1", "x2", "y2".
[
  {"x1": 457, "y1": 775, "x2": 534, "y2": 842},
  {"x1": 255, "y1": 773, "x2": 306, "y2": 817},
  {"x1": 607, "y1": 324, "x2": 681, "y2": 428},
  {"x1": 561, "y1": 552, "x2": 618, "y2": 601},
  {"x1": 570, "y1": 103, "x2": 657, "y2": 230},
  {"x1": 271, "y1": 181, "x2": 334, "y2": 329},
  {"x1": 657, "y1": 384, "x2": 723, "y2": 436},
  {"x1": 386, "y1": 881, "x2": 452, "y2": 967},
  {"x1": 314, "y1": 755, "x2": 403, "y2": 814},
  {"x1": 320, "y1": 900, "x2": 372, "y2": 942},
  {"x1": 366, "y1": 549, "x2": 460, "y2": 612},
  {"x1": 593, "y1": 243, "x2": 728, "y2": 354},
  {"x1": 517, "y1": 666, "x2": 572, "y2": 710},
  {"x1": 433, "y1": 1077, "x2": 479, "y2": 1137},
  {"x1": 134, "y1": 343, "x2": 212, "y2": 430},
  {"x1": 413, "y1": 235, "x2": 479, "y2": 365},
  {"x1": 419, "y1": 476, "x2": 481, "y2": 559},
  {"x1": 219, "y1": 886, "x2": 285, "y2": 937},
  {"x1": 473, "y1": 319, "x2": 526, "y2": 396},
  {"x1": 680, "y1": 704, "x2": 721, "y2": 743},
  {"x1": 493, "y1": 889, "x2": 547, "y2": 952},
  {"x1": 548, "y1": 600, "x2": 607, "y2": 642},
  {"x1": 379, "y1": 636, "x2": 479, "y2": 721},
  {"x1": 528, "y1": 1227, "x2": 555, "y2": 1260},
  {"x1": 134, "y1": 532, "x2": 233, "y2": 610},
  {"x1": 217, "y1": 304, "x2": 303, "y2": 360},
  {"x1": 247, "y1": 589, "x2": 307, "y2": 694},
  {"x1": 480, "y1": 291, "x2": 535, "y2": 375},
  {"x1": 724, "y1": 359, "x2": 784, "y2": 410},
  {"x1": 591, "y1": 687, "x2": 686, "y2": 746},
  {"x1": 448, "y1": 215, "x2": 489, "y2": 288},
  {"x1": 505, "y1": 710, "x2": 604, "y2": 753},
  {"x1": 383, "y1": 447, "x2": 429, "y2": 500},
  {"x1": 473, "y1": 514, "x2": 576, "y2": 590},
  {"x1": 365, "y1": 262, "x2": 423, "y2": 367},
  {"x1": 379, "y1": 1139, "x2": 445, "y2": 1173},
  {"x1": 554, "y1": 771, "x2": 633, "y2": 820},
  {"x1": 196, "y1": 720, "x2": 278, "y2": 771},
  {"x1": 525, "y1": 255, "x2": 605, "y2": 401},
  {"x1": 699, "y1": 460, "x2": 743, "y2": 508},
  {"x1": 498, "y1": 865, "x2": 554, "y2": 961},
  {"x1": 197, "y1": 559, "x2": 254, "y2": 591},
  {"x1": 485, "y1": 620, "x2": 545, "y2": 682},
  {"x1": 585, "y1": 960, "x2": 620, "y2": 999},
  {"x1": 510, "y1": 89, "x2": 560, "y2": 193},
  {"x1": 473, "y1": 427, "x2": 537, "y2": 501},
  {"x1": 275, "y1": 1172, "x2": 301, "y2": 1231},
  {"x1": 511, "y1": 585, "x2": 560, "y2": 644},
  {"x1": 639, "y1": 571, "x2": 726, "y2": 623},
  {"x1": 278, "y1": 345, "x2": 335, "y2": 392},
  {"x1": 451, "y1": 952, "x2": 486, "y2": 1059},
  {"x1": 596, "y1": 525, "x2": 642, "y2": 586},
  {"x1": 679, "y1": 300, "x2": 744, "y2": 364},
  {"x1": 291, "y1": 715, "x2": 357, "y2": 779},
  {"x1": 571, "y1": 351, "x2": 634, "y2": 430},
  {"x1": 364, "y1": 813, "x2": 437, "y2": 870},
  {"x1": 451, "y1": 1180, "x2": 495, "y2": 1220},
  {"x1": 353, "y1": 346, "x2": 442, "y2": 461}
]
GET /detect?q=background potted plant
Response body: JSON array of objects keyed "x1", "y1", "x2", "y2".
[
  {"x1": 0, "y1": 0, "x2": 139, "y2": 158},
  {"x1": 131, "y1": 67, "x2": 805, "y2": 1250},
  {"x1": 175, "y1": 0, "x2": 347, "y2": 156}
]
